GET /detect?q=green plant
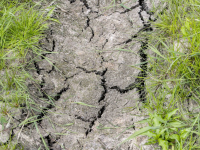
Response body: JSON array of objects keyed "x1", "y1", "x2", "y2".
[
  {"x1": 121, "y1": 0, "x2": 200, "y2": 149},
  {"x1": 0, "y1": 0, "x2": 59, "y2": 149},
  {"x1": 0, "y1": 142, "x2": 24, "y2": 150},
  {"x1": 0, "y1": 0, "x2": 57, "y2": 106},
  {"x1": 121, "y1": 109, "x2": 200, "y2": 149}
]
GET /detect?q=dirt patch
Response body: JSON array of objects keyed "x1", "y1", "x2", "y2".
[{"x1": 8, "y1": 0, "x2": 160, "y2": 149}]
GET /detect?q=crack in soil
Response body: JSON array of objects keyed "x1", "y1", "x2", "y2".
[
  {"x1": 54, "y1": 86, "x2": 69, "y2": 101},
  {"x1": 117, "y1": 0, "x2": 154, "y2": 46},
  {"x1": 13, "y1": 1, "x2": 159, "y2": 148},
  {"x1": 2, "y1": 129, "x2": 14, "y2": 145},
  {"x1": 75, "y1": 66, "x2": 108, "y2": 136},
  {"x1": 76, "y1": 66, "x2": 107, "y2": 76},
  {"x1": 40, "y1": 38, "x2": 55, "y2": 59},
  {"x1": 100, "y1": 55, "x2": 106, "y2": 66},
  {"x1": 80, "y1": 0, "x2": 90, "y2": 10},
  {"x1": 85, "y1": 105, "x2": 107, "y2": 136},
  {"x1": 138, "y1": 23, "x2": 153, "y2": 32},
  {"x1": 139, "y1": 0, "x2": 150, "y2": 14},
  {"x1": 76, "y1": 66, "x2": 108, "y2": 103},
  {"x1": 98, "y1": 76, "x2": 107, "y2": 103},
  {"x1": 117, "y1": 23, "x2": 153, "y2": 45},
  {"x1": 138, "y1": 10, "x2": 145, "y2": 23},
  {"x1": 85, "y1": 16, "x2": 94, "y2": 42},
  {"x1": 39, "y1": 78, "x2": 49, "y2": 99},
  {"x1": 75, "y1": 115, "x2": 96, "y2": 122},
  {"x1": 64, "y1": 72, "x2": 80, "y2": 81},
  {"x1": 69, "y1": 0, "x2": 76, "y2": 4},
  {"x1": 52, "y1": 39, "x2": 56, "y2": 52},
  {"x1": 44, "y1": 134, "x2": 58, "y2": 150},
  {"x1": 34, "y1": 85, "x2": 69, "y2": 124},
  {"x1": 135, "y1": 0, "x2": 155, "y2": 102},
  {"x1": 110, "y1": 82, "x2": 137, "y2": 94},
  {"x1": 85, "y1": 69, "x2": 108, "y2": 135},
  {"x1": 47, "y1": 63, "x2": 56, "y2": 74},
  {"x1": 102, "y1": 39, "x2": 108, "y2": 50},
  {"x1": 136, "y1": 45, "x2": 147, "y2": 102},
  {"x1": 33, "y1": 61, "x2": 43, "y2": 75},
  {"x1": 115, "y1": 0, "x2": 154, "y2": 101}
]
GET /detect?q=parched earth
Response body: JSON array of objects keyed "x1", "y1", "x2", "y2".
[{"x1": 3, "y1": 0, "x2": 162, "y2": 149}]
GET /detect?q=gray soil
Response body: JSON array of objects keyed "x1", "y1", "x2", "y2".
[{"x1": 4, "y1": 0, "x2": 162, "y2": 149}]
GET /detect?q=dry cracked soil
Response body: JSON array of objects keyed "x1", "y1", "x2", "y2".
[{"x1": 3, "y1": 0, "x2": 163, "y2": 149}]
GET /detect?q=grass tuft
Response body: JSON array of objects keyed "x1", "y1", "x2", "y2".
[
  {"x1": 122, "y1": 0, "x2": 200, "y2": 149},
  {"x1": 0, "y1": 0, "x2": 58, "y2": 149}
]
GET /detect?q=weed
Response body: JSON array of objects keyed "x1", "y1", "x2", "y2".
[
  {"x1": 121, "y1": 0, "x2": 200, "y2": 149},
  {"x1": 0, "y1": 0, "x2": 58, "y2": 149}
]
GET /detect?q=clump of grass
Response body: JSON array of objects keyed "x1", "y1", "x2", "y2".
[
  {"x1": 122, "y1": 0, "x2": 200, "y2": 149},
  {"x1": 0, "y1": 0, "x2": 58, "y2": 148},
  {"x1": 0, "y1": 0, "x2": 56, "y2": 108}
]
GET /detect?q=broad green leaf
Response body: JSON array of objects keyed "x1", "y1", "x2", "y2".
[
  {"x1": 185, "y1": 18, "x2": 190, "y2": 30},
  {"x1": 152, "y1": 115, "x2": 164, "y2": 135},
  {"x1": 153, "y1": 117, "x2": 161, "y2": 126},
  {"x1": 143, "y1": 131, "x2": 156, "y2": 138},
  {"x1": 181, "y1": 26, "x2": 187, "y2": 36},
  {"x1": 180, "y1": 128, "x2": 191, "y2": 140},
  {"x1": 158, "y1": 138, "x2": 168, "y2": 150},
  {"x1": 169, "y1": 134, "x2": 180, "y2": 141},
  {"x1": 168, "y1": 121, "x2": 186, "y2": 128},
  {"x1": 170, "y1": 128, "x2": 178, "y2": 132},
  {"x1": 72, "y1": 102, "x2": 96, "y2": 107},
  {"x1": 165, "y1": 131, "x2": 169, "y2": 140},
  {"x1": 185, "y1": 21, "x2": 190, "y2": 30},
  {"x1": 119, "y1": 126, "x2": 160, "y2": 145},
  {"x1": 145, "y1": 138, "x2": 157, "y2": 145},
  {"x1": 158, "y1": 128, "x2": 168, "y2": 137},
  {"x1": 165, "y1": 109, "x2": 178, "y2": 120},
  {"x1": 154, "y1": 114, "x2": 167, "y2": 124}
]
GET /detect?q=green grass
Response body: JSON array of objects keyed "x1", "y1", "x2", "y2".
[
  {"x1": 0, "y1": 0, "x2": 58, "y2": 149},
  {"x1": 123, "y1": 0, "x2": 200, "y2": 149}
]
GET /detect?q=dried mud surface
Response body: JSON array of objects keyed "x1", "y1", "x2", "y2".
[{"x1": 6, "y1": 0, "x2": 162, "y2": 149}]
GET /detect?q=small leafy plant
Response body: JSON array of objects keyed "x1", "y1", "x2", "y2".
[{"x1": 121, "y1": 109, "x2": 200, "y2": 149}]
